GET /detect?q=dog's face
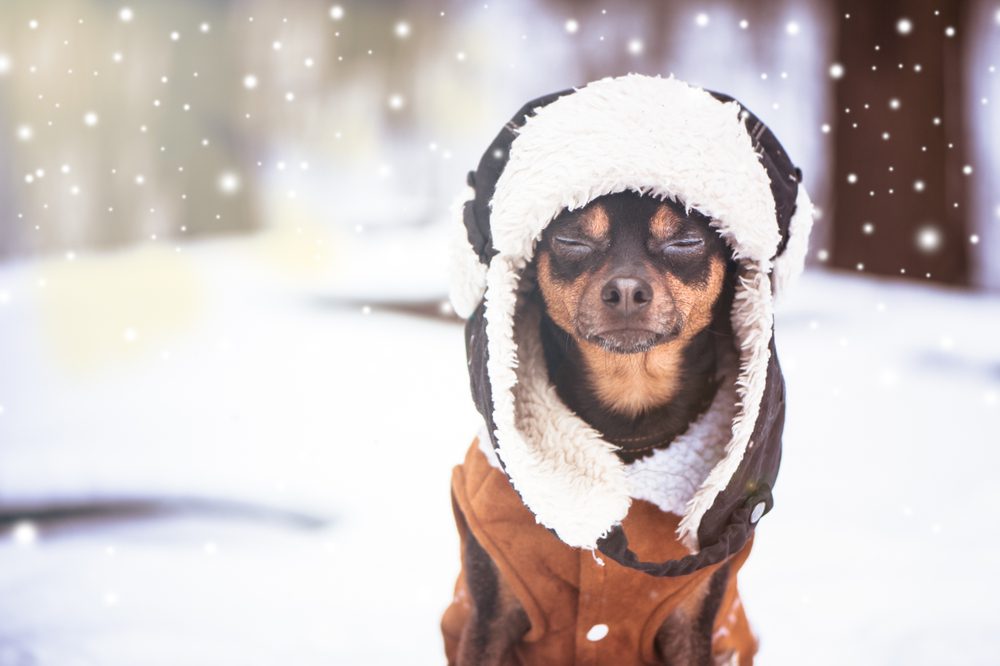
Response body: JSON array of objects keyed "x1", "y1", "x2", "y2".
[{"x1": 537, "y1": 191, "x2": 730, "y2": 355}]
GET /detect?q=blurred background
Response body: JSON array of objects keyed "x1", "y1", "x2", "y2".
[{"x1": 0, "y1": 1, "x2": 997, "y2": 665}]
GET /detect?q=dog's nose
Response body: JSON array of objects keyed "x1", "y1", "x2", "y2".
[{"x1": 601, "y1": 277, "x2": 652, "y2": 313}]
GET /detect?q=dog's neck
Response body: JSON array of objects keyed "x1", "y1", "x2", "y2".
[{"x1": 539, "y1": 307, "x2": 728, "y2": 465}]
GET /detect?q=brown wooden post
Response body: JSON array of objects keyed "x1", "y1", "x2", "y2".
[{"x1": 831, "y1": 0, "x2": 970, "y2": 284}]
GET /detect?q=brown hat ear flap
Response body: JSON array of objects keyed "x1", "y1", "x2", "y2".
[
  {"x1": 450, "y1": 89, "x2": 575, "y2": 319},
  {"x1": 706, "y1": 90, "x2": 801, "y2": 259},
  {"x1": 595, "y1": 483, "x2": 773, "y2": 578},
  {"x1": 460, "y1": 90, "x2": 576, "y2": 466},
  {"x1": 596, "y1": 506, "x2": 753, "y2": 577},
  {"x1": 462, "y1": 89, "x2": 575, "y2": 266}
]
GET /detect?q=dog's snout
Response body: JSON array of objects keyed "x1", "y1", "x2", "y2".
[{"x1": 601, "y1": 277, "x2": 652, "y2": 313}]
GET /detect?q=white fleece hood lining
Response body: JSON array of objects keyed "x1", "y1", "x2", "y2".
[{"x1": 453, "y1": 74, "x2": 813, "y2": 552}]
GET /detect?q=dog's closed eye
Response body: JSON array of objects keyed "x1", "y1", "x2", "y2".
[
  {"x1": 656, "y1": 236, "x2": 705, "y2": 256},
  {"x1": 552, "y1": 236, "x2": 596, "y2": 259}
]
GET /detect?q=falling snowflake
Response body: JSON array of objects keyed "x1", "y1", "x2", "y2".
[
  {"x1": 218, "y1": 172, "x2": 241, "y2": 195},
  {"x1": 916, "y1": 225, "x2": 942, "y2": 253},
  {"x1": 11, "y1": 521, "x2": 38, "y2": 546}
]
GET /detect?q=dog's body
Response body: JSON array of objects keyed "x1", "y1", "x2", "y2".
[{"x1": 447, "y1": 193, "x2": 750, "y2": 666}]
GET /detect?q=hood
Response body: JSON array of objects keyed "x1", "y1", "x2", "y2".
[{"x1": 449, "y1": 74, "x2": 814, "y2": 577}]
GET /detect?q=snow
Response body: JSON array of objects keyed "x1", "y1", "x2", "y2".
[{"x1": 1, "y1": 230, "x2": 998, "y2": 664}]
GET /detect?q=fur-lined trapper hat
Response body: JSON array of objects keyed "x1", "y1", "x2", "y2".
[{"x1": 449, "y1": 74, "x2": 813, "y2": 576}]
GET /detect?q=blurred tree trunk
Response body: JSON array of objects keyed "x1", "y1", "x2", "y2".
[
  {"x1": 831, "y1": 0, "x2": 970, "y2": 284},
  {"x1": 962, "y1": 0, "x2": 1000, "y2": 291}
]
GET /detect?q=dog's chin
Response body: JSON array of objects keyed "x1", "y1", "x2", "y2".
[{"x1": 583, "y1": 328, "x2": 674, "y2": 355}]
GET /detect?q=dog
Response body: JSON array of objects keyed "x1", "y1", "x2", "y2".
[
  {"x1": 442, "y1": 74, "x2": 813, "y2": 666},
  {"x1": 447, "y1": 192, "x2": 747, "y2": 665}
]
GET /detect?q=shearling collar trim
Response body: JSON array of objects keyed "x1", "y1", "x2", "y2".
[{"x1": 477, "y1": 331, "x2": 740, "y2": 555}]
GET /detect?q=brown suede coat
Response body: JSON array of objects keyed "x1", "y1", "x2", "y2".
[{"x1": 442, "y1": 441, "x2": 757, "y2": 665}]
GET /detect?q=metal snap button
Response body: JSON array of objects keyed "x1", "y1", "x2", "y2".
[
  {"x1": 586, "y1": 624, "x2": 609, "y2": 642},
  {"x1": 750, "y1": 501, "x2": 766, "y2": 524}
]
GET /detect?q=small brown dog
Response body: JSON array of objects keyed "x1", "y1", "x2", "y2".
[
  {"x1": 444, "y1": 193, "x2": 747, "y2": 666},
  {"x1": 442, "y1": 75, "x2": 812, "y2": 666}
]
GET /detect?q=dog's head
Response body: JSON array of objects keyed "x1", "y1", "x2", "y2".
[{"x1": 537, "y1": 191, "x2": 732, "y2": 355}]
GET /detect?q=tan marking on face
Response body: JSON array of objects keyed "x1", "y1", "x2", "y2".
[
  {"x1": 536, "y1": 251, "x2": 587, "y2": 335},
  {"x1": 579, "y1": 339, "x2": 686, "y2": 416},
  {"x1": 665, "y1": 254, "x2": 726, "y2": 342},
  {"x1": 568, "y1": 255, "x2": 726, "y2": 417},
  {"x1": 579, "y1": 205, "x2": 610, "y2": 240},
  {"x1": 649, "y1": 204, "x2": 683, "y2": 241}
]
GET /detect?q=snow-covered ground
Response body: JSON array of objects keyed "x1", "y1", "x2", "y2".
[{"x1": 0, "y1": 229, "x2": 998, "y2": 665}]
